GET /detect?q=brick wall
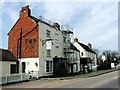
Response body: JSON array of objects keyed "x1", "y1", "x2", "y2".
[{"x1": 8, "y1": 5, "x2": 39, "y2": 58}]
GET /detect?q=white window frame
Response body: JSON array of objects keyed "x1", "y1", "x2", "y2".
[
  {"x1": 46, "y1": 30, "x2": 51, "y2": 38},
  {"x1": 46, "y1": 50, "x2": 51, "y2": 57},
  {"x1": 46, "y1": 61, "x2": 53, "y2": 73}
]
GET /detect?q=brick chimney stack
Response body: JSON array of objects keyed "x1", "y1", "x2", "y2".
[
  {"x1": 88, "y1": 43, "x2": 92, "y2": 48},
  {"x1": 74, "y1": 38, "x2": 78, "y2": 42},
  {"x1": 20, "y1": 5, "x2": 31, "y2": 18}
]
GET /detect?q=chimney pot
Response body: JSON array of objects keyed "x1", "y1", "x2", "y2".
[
  {"x1": 52, "y1": 23, "x2": 60, "y2": 30},
  {"x1": 74, "y1": 38, "x2": 78, "y2": 42},
  {"x1": 22, "y1": 5, "x2": 29, "y2": 11},
  {"x1": 88, "y1": 43, "x2": 92, "y2": 48}
]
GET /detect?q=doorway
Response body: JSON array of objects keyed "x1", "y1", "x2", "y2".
[{"x1": 22, "y1": 62, "x2": 26, "y2": 73}]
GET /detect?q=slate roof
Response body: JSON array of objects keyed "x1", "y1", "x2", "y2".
[
  {"x1": 77, "y1": 42, "x2": 96, "y2": 54},
  {"x1": 0, "y1": 49, "x2": 17, "y2": 61},
  {"x1": 30, "y1": 16, "x2": 39, "y2": 23},
  {"x1": 8, "y1": 6, "x2": 60, "y2": 35},
  {"x1": 70, "y1": 43, "x2": 80, "y2": 52}
]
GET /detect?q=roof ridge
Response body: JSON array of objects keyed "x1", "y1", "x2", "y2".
[{"x1": 78, "y1": 42, "x2": 96, "y2": 54}]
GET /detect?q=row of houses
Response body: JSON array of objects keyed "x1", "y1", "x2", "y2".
[{"x1": 1, "y1": 5, "x2": 97, "y2": 78}]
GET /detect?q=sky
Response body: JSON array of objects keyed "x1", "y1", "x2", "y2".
[{"x1": 0, "y1": 0, "x2": 119, "y2": 51}]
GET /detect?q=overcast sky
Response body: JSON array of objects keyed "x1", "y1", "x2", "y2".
[{"x1": 0, "y1": 0, "x2": 119, "y2": 51}]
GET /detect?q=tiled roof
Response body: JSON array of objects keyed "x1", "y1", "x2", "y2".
[
  {"x1": 29, "y1": 16, "x2": 56, "y2": 27},
  {"x1": 0, "y1": 48, "x2": 17, "y2": 61},
  {"x1": 77, "y1": 42, "x2": 96, "y2": 54}
]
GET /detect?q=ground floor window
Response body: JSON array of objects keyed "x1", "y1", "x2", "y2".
[
  {"x1": 46, "y1": 61, "x2": 52, "y2": 73},
  {"x1": 76, "y1": 64, "x2": 78, "y2": 71},
  {"x1": 10, "y1": 64, "x2": 17, "y2": 74}
]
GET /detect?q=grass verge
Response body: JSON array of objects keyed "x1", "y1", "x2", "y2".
[{"x1": 59, "y1": 69, "x2": 117, "y2": 80}]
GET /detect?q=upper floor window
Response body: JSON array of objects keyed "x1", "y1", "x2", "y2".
[
  {"x1": 55, "y1": 33, "x2": 58, "y2": 35},
  {"x1": 46, "y1": 50, "x2": 51, "y2": 57},
  {"x1": 25, "y1": 38, "x2": 36, "y2": 44},
  {"x1": 67, "y1": 40, "x2": 70, "y2": 43},
  {"x1": 46, "y1": 30, "x2": 50, "y2": 38},
  {"x1": 29, "y1": 39, "x2": 32, "y2": 44},
  {"x1": 76, "y1": 52, "x2": 78, "y2": 59},
  {"x1": 25, "y1": 39, "x2": 28, "y2": 44},
  {"x1": 63, "y1": 37, "x2": 66, "y2": 43}
]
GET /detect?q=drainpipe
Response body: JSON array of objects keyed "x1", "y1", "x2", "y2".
[
  {"x1": 17, "y1": 28, "x2": 22, "y2": 73},
  {"x1": 16, "y1": 25, "x2": 38, "y2": 73}
]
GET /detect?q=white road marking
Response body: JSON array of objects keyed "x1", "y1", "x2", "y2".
[{"x1": 113, "y1": 77, "x2": 118, "y2": 79}]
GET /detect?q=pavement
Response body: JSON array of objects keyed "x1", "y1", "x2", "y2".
[
  {"x1": 2, "y1": 70, "x2": 119, "y2": 88},
  {"x1": 41, "y1": 68, "x2": 119, "y2": 80},
  {"x1": 1, "y1": 68, "x2": 119, "y2": 87}
]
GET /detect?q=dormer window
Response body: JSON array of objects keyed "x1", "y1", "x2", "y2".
[{"x1": 63, "y1": 37, "x2": 66, "y2": 43}]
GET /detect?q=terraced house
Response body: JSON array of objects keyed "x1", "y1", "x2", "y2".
[
  {"x1": 73, "y1": 38, "x2": 97, "y2": 73},
  {"x1": 8, "y1": 5, "x2": 81, "y2": 77}
]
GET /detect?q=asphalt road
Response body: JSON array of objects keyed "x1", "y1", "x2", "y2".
[
  {"x1": 57, "y1": 70, "x2": 119, "y2": 88},
  {"x1": 2, "y1": 70, "x2": 119, "y2": 89}
]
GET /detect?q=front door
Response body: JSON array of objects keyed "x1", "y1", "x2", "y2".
[{"x1": 22, "y1": 62, "x2": 26, "y2": 73}]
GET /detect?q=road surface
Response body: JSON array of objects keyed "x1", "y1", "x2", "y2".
[
  {"x1": 2, "y1": 70, "x2": 119, "y2": 88},
  {"x1": 57, "y1": 70, "x2": 119, "y2": 88}
]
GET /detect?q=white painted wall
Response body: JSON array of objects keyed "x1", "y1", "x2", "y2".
[
  {"x1": 73, "y1": 42, "x2": 86, "y2": 58},
  {"x1": 38, "y1": 22, "x2": 71, "y2": 76},
  {"x1": 73, "y1": 42, "x2": 97, "y2": 69},
  {"x1": 0, "y1": 61, "x2": 16, "y2": 76},
  {"x1": 19, "y1": 58, "x2": 39, "y2": 74}
]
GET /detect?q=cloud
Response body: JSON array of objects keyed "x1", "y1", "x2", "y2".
[
  {"x1": 42, "y1": 3, "x2": 79, "y2": 24},
  {"x1": 2, "y1": 3, "x2": 20, "y2": 25},
  {"x1": 70, "y1": 2, "x2": 118, "y2": 50},
  {"x1": 1, "y1": 2, "x2": 118, "y2": 51},
  {"x1": 0, "y1": 2, "x2": 3, "y2": 8},
  {"x1": 3, "y1": 0, "x2": 119, "y2": 2},
  {"x1": 0, "y1": 1, "x2": 5, "y2": 48},
  {"x1": 7, "y1": 9, "x2": 18, "y2": 24}
]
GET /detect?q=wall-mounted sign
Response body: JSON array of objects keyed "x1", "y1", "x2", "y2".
[{"x1": 46, "y1": 41, "x2": 52, "y2": 50}]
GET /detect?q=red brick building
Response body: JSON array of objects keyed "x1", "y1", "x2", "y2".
[
  {"x1": 7, "y1": 5, "x2": 78, "y2": 77},
  {"x1": 8, "y1": 5, "x2": 39, "y2": 58}
]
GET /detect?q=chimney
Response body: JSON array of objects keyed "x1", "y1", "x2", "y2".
[
  {"x1": 52, "y1": 23, "x2": 60, "y2": 30},
  {"x1": 20, "y1": 5, "x2": 31, "y2": 18},
  {"x1": 74, "y1": 38, "x2": 78, "y2": 42},
  {"x1": 88, "y1": 43, "x2": 92, "y2": 48}
]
